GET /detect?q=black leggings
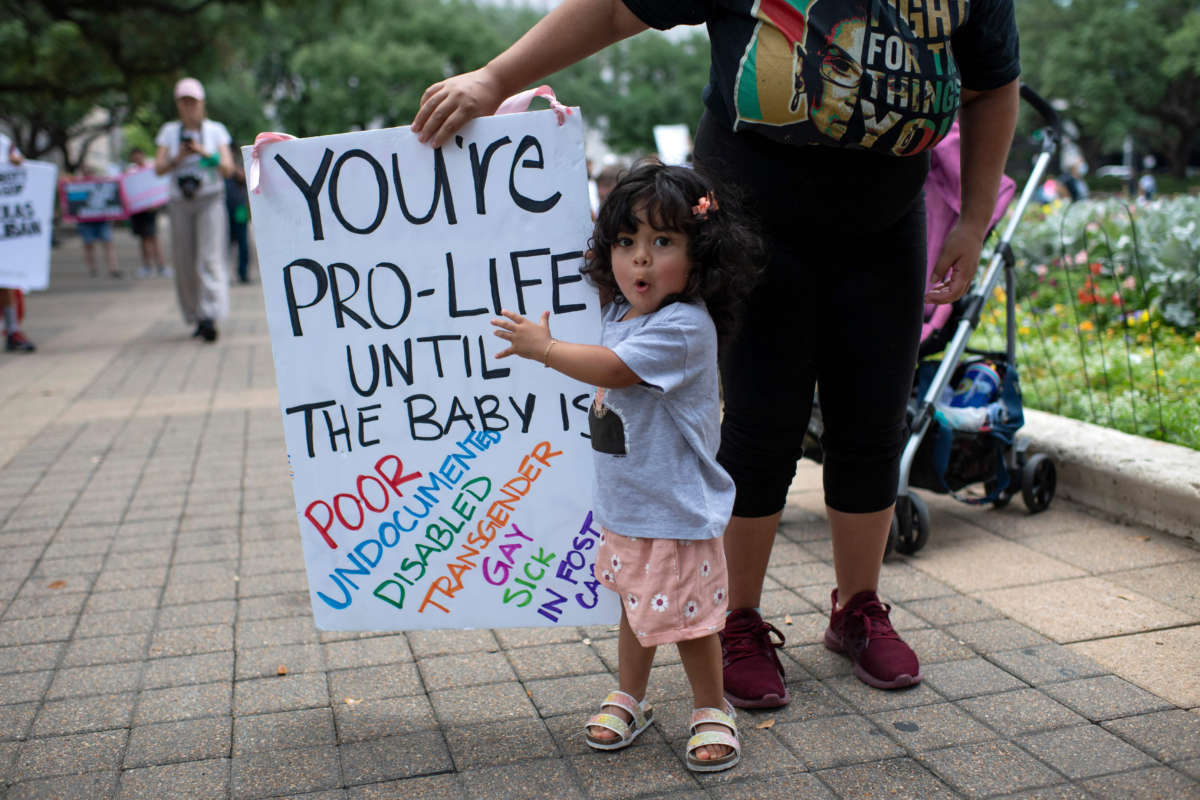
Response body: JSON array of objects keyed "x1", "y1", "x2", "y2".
[{"x1": 694, "y1": 113, "x2": 928, "y2": 515}]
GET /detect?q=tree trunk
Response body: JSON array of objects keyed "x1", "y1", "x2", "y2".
[{"x1": 1171, "y1": 132, "x2": 1193, "y2": 180}]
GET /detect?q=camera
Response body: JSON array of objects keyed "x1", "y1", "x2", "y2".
[{"x1": 177, "y1": 174, "x2": 200, "y2": 199}]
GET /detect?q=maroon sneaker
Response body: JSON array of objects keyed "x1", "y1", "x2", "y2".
[
  {"x1": 720, "y1": 608, "x2": 790, "y2": 708},
  {"x1": 824, "y1": 589, "x2": 921, "y2": 689}
]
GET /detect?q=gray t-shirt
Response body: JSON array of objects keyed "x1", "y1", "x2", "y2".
[{"x1": 589, "y1": 299, "x2": 735, "y2": 540}]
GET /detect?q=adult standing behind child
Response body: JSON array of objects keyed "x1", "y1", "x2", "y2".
[
  {"x1": 1, "y1": 132, "x2": 34, "y2": 352},
  {"x1": 126, "y1": 147, "x2": 169, "y2": 278},
  {"x1": 155, "y1": 77, "x2": 234, "y2": 343},
  {"x1": 491, "y1": 163, "x2": 762, "y2": 772},
  {"x1": 415, "y1": 0, "x2": 1020, "y2": 705}
]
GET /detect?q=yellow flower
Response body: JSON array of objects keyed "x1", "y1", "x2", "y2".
[
  {"x1": 1080, "y1": 320, "x2": 1094, "y2": 332},
  {"x1": 1019, "y1": 326, "x2": 1031, "y2": 336}
]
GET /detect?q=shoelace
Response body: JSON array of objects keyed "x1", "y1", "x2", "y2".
[
  {"x1": 722, "y1": 619, "x2": 785, "y2": 665},
  {"x1": 843, "y1": 599, "x2": 900, "y2": 655}
]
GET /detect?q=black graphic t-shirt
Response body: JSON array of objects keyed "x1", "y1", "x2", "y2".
[{"x1": 622, "y1": 0, "x2": 1019, "y2": 156}]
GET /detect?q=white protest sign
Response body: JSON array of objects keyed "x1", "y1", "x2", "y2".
[
  {"x1": 0, "y1": 160, "x2": 58, "y2": 291},
  {"x1": 653, "y1": 123, "x2": 692, "y2": 166},
  {"x1": 246, "y1": 109, "x2": 619, "y2": 631},
  {"x1": 120, "y1": 167, "x2": 170, "y2": 214}
]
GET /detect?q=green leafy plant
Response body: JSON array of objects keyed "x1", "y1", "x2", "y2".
[{"x1": 969, "y1": 195, "x2": 1200, "y2": 450}]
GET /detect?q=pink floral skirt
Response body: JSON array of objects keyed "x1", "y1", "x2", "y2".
[{"x1": 594, "y1": 527, "x2": 728, "y2": 647}]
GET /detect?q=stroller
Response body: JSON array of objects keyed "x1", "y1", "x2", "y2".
[{"x1": 805, "y1": 85, "x2": 1061, "y2": 556}]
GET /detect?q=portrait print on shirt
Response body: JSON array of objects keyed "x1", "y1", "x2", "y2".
[{"x1": 732, "y1": 0, "x2": 965, "y2": 155}]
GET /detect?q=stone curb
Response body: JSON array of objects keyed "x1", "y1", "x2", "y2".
[{"x1": 1022, "y1": 408, "x2": 1200, "y2": 543}]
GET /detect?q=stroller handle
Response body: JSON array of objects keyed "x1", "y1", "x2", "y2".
[{"x1": 1020, "y1": 84, "x2": 1060, "y2": 146}]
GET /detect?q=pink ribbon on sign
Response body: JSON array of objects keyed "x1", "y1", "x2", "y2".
[
  {"x1": 248, "y1": 131, "x2": 297, "y2": 194},
  {"x1": 495, "y1": 85, "x2": 572, "y2": 125}
]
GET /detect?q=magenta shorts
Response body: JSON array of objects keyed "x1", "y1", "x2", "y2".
[{"x1": 594, "y1": 528, "x2": 728, "y2": 647}]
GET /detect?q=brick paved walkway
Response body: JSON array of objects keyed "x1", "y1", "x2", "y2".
[{"x1": 1, "y1": 225, "x2": 1198, "y2": 798}]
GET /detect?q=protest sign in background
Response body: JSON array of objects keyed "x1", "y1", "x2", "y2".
[
  {"x1": 120, "y1": 167, "x2": 170, "y2": 214},
  {"x1": 653, "y1": 123, "x2": 692, "y2": 166},
  {"x1": 0, "y1": 160, "x2": 58, "y2": 291},
  {"x1": 60, "y1": 177, "x2": 125, "y2": 223},
  {"x1": 246, "y1": 109, "x2": 619, "y2": 630}
]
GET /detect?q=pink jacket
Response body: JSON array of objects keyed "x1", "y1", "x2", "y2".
[{"x1": 922, "y1": 122, "x2": 1017, "y2": 342}]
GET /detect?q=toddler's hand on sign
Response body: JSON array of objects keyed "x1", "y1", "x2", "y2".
[{"x1": 492, "y1": 310, "x2": 551, "y2": 361}]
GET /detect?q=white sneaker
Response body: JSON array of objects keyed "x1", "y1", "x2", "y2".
[
  {"x1": 157, "y1": 265, "x2": 174, "y2": 278},
  {"x1": 135, "y1": 266, "x2": 152, "y2": 279}
]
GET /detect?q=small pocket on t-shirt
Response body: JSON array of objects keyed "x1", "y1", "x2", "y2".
[{"x1": 588, "y1": 402, "x2": 627, "y2": 455}]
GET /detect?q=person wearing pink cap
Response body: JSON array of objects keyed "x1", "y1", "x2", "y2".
[{"x1": 154, "y1": 77, "x2": 234, "y2": 342}]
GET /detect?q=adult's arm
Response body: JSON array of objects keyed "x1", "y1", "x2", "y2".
[
  {"x1": 154, "y1": 145, "x2": 173, "y2": 176},
  {"x1": 412, "y1": 0, "x2": 648, "y2": 147},
  {"x1": 925, "y1": 79, "x2": 1019, "y2": 304},
  {"x1": 217, "y1": 142, "x2": 235, "y2": 179}
]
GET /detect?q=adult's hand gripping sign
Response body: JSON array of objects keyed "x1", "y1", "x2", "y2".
[{"x1": 246, "y1": 107, "x2": 619, "y2": 630}]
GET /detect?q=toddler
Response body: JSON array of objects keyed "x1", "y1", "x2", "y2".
[{"x1": 491, "y1": 161, "x2": 762, "y2": 772}]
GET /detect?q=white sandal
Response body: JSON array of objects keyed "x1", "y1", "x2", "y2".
[
  {"x1": 685, "y1": 700, "x2": 741, "y2": 773},
  {"x1": 584, "y1": 690, "x2": 654, "y2": 751}
]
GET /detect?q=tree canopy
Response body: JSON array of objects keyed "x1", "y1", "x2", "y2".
[
  {"x1": 0, "y1": 0, "x2": 262, "y2": 170},
  {"x1": 2, "y1": 0, "x2": 1196, "y2": 176},
  {"x1": 1016, "y1": 0, "x2": 1200, "y2": 177},
  {"x1": 200, "y1": 0, "x2": 708, "y2": 154}
]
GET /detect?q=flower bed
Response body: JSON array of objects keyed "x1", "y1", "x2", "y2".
[{"x1": 967, "y1": 195, "x2": 1200, "y2": 450}]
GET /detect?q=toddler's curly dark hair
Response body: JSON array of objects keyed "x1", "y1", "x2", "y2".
[{"x1": 583, "y1": 160, "x2": 764, "y2": 338}]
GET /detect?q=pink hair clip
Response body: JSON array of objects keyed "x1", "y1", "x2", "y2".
[{"x1": 692, "y1": 191, "x2": 718, "y2": 219}]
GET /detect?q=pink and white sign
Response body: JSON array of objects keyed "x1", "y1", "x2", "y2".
[{"x1": 120, "y1": 167, "x2": 170, "y2": 214}]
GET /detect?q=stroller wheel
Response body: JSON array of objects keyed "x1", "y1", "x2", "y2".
[
  {"x1": 893, "y1": 494, "x2": 931, "y2": 555},
  {"x1": 1021, "y1": 453, "x2": 1056, "y2": 513}
]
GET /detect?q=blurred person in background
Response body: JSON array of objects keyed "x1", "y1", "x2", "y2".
[
  {"x1": 126, "y1": 147, "x2": 169, "y2": 278},
  {"x1": 155, "y1": 77, "x2": 233, "y2": 343},
  {"x1": 1, "y1": 132, "x2": 34, "y2": 352},
  {"x1": 225, "y1": 149, "x2": 250, "y2": 284},
  {"x1": 77, "y1": 164, "x2": 121, "y2": 280}
]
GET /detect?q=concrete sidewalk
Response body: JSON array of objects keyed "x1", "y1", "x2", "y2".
[{"x1": 1, "y1": 227, "x2": 1197, "y2": 799}]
